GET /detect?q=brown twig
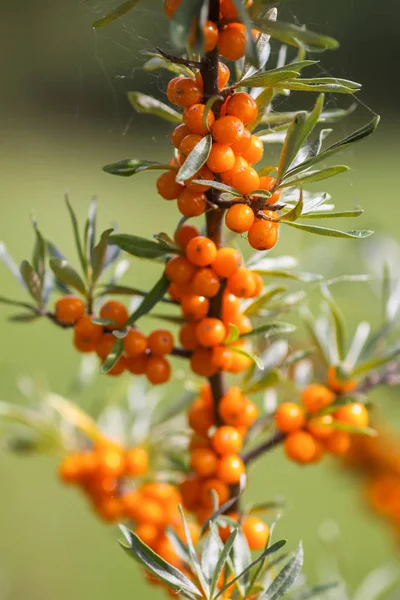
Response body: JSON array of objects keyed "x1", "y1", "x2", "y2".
[
  {"x1": 241, "y1": 431, "x2": 285, "y2": 465},
  {"x1": 156, "y1": 47, "x2": 202, "y2": 69}
]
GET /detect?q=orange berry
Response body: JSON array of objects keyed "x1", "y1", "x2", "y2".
[
  {"x1": 212, "y1": 426, "x2": 243, "y2": 455},
  {"x1": 190, "y1": 447, "x2": 218, "y2": 477},
  {"x1": 222, "y1": 292, "x2": 241, "y2": 321},
  {"x1": 165, "y1": 255, "x2": 196, "y2": 285},
  {"x1": 189, "y1": 435, "x2": 210, "y2": 452},
  {"x1": 301, "y1": 384, "x2": 335, "y2": 414},
  {"x1": 181, "y1": 294, "x2": 210, "y2": 320},
  {"x1": 58, "y1": 454, "x2": 82, "y2": 484},
  {"x1": 220, "y1": 0, "x2": 242, "y2": 18},
  {"x1": 212, "y1": 116, "x2": 245, "y2": 146},
  {"x1": 242, "y1": 135, "x2": 264, "y2": 165},
  {"x1": 156, "y1": 170, "x2": 184, "y2": 200},
  {"x1": 252, "y1": 272, "x2": 264, "y2": 296},
  {"x1": 186, "y1": 236, "x2": 217, "y2": 267},
  {"x1": 168, "y1": 282, "x2": 192, "y2": 301},
  {"x1": 125, "y1": 354, "x2": 149, "y2": 375},
  {"x1": 55, "y1": 295, "x2": 85, "y2": 325},
  {"x1": 135, "y1": 499, "x2": 165, "y2": 526},
  {"x1": 219, "y1": 23, "x2": 247, "y2": 61},
  {"x1": 229, "y1": 348, "x2": 252, "y2": 373},
  {"x1": 171, "y1": 123, "x2": 191, "y2": 149},
  {"x1": 190, "y1": 348, "x2": 217, "y2": 377},
  {"x1": 227, "y1": 268, "x2": 256, "y2": 298},
  {"x1": 99, "y1": 300, "x2": 128, "y2": 329},
  {"x1": 274, "y1": 402, "x2": 306, "y2": 433},
  {"x1": 324, "y1": 430, "x2": 351, "y2": 455},
  {"x1": 284, "y1": 431, "x2": 319, "y2": 464},
  {"x1": 258, "y1": 175, "x2": 280, "y2": 204},
  {"x1": 147, "y1": 329, "x2": 174, "y2": 356},
  {"x1": 231, "y1": 166, "x2": 260, "y2": 196},
  {"x1": 211, "y1": 345, "x2": 234, "y2": 372},
  {"x1": 225, "y1": 204, "x2": 255, "y2": 234},
  {"x1": 212, "y1": 248, "x2": 242, "y2": 279},
  {"x1": 201, "y1": 478, "x2": 230, "y2": 508},
  {"x1": 135, "y1": 523, "x2": 159, "y2": 549},
  {"x1": 196, "y1": 318, "x2": 226, "y2": 347},
  {"x1": 164, "y1": 0, "x2": 182, "y2": 18},
  {"x1": 167, "y1": 77, "x2": 202, "y2": 107},
  {"x1": 191, "y1": 268, "x2": 221, "y2": 298},
  {"x1": 228, "y1": 312, "x2": 252, "y2": 335},
  {"x1": 141, "y1": 482, "x2": 180, "y2": 504},
  {"x1": 217, "y1": 454, "x2": 245, "y2": 484},
  {"x1": 174, "y1": 224, "x2": 201, "y2": 249},
  {"x1": 307, "y1": 415, "x2": 335, "y2": 439},
  {"x1": 95, "y1": 497, "x2": 123, "y2": 523},
  {"x1": 235, "y1": 400, "x2": 259, "y2": 427},
  {"x1": 219, "y1": 512, "x2": 239, "y2": 542},
  {"x1": 184, "y1": 104, "x2": 216, "y2": 135},
  {"x1": 74, "y1": 314, "x2": 103, "y2": 345},
  {"x1": 122, "y1": 490, "x2": 142, "y2": 519},
  {"x1": 97, "y1": 445, "x2": 125, "y2": 478},
  {"x1": 231, "y1": 128, "x2": 252, "y2": 155},
  {"x1": 242, "y1": 517, "x2": 269, "y2": 550},
  {"x1": 186, "y1": 165, "x2": 214, "y2": 192},
  {"x1": 188, "y1": 400, "x2": 215, "y2": 436},
  {"x1": 207, "y1": 143, "x2": 236, "y2": 173},
  {"x1": 335, "y1": 403, "x2": 369, "y2": 429},
  {"x1": 226, "y1": 92, "x2": 258, "y2": 125},
  {"x1": 146, "y1": 356, "x2": 171, "y2": 385},
  {"x1": 180, "y1": 475, "x2": 202, "y2": 510},
  {"x1": 125, "y1": 447, "x2": 149, "y2": 477},
  {"x1": 219, "y1": 387, "x2": 246, "y2": 426},
  {"x1": 105, "y1": 356, "x2": 126, "y2": 377},
  {"x1": 327, "y1": 365, "x2": 357, "y2": 394},
  {"x1": 78, "y1": 452, "x2": 99, "y2": 479},
  {"x1": 177, "y1": 188, "x2": 207, "y2": 217},
  {"x1": 248, "y1": 219, "x2": 278, "y2": 251},
  {"x1": 124, "y1": 329, "x2": 148, "y2": 358},
  {"x1": 95, "y1": 332, "x2": 116, "y2": 360},
  {"x1": 179, "y1": 321, "x2": 200, "y2": 351},
  {"x1": 203, "y1": 20, "x2": 219, "y2": 52},
  {"x1": 180, "y1": 133, "x2": 204, "y2": 157},
  {"x1": 218, "y1": 62, "x2": 230, "y2": 89}
]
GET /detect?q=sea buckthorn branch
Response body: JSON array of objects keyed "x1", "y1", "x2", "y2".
[
  {"x1": 241, "y1": 430, "x2": 285, "y2": 465},
  {"x1": 155, "y1": 47, "x2": 203, "y2": 70}
]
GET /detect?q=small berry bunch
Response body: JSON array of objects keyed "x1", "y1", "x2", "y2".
[{"x1": 55, "y1": 297, "x2": 174, "y2": 384}]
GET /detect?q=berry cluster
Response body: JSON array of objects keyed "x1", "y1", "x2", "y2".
[{"x1": 55, "y1": 297, "x2": 174, "y2": 384}]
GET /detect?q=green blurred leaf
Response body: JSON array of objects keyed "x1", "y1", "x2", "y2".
[
  {"x1": 20, "y1": 261, "x2": 42, "y2": 305},
  {"x1": 243, "y1": 286, "x2": 287, "y2": 316},
  {"x1": 64, "y1": 194, "x2": 87, "y2": 276},
  {"x1": 0, "y1": 242, "x2": 25, "y2": 287},
  {"x1": 242, "y1": 31, "x2": 272, "y2": 80},
  {"x1": 191, "y1": 179, "x2": 242, "y2": 197},
  {"x1": 92, "y1": 0, "x2": 141, "y2": 28},
  {"x1": 280, "y1": 221, "x2": 373, "y2": 239},
  {"x1": 176, "y1": 135, "x2": 212, "y2": 183},
  {"x1": 153, "y1": 232, "x2": 181, "y2": 252},
  {"x1": 281, "y1": 165, "x2": 349, "y2": 188},
  {"x1": 263, "y1": 542, "x2": 303, "y2": 600},
  {"x1": 31, "y1": 218, "x2": 46, "y2": 287},
  {"x1": 0, "y1": 296, "x2": 37, "y2": 311},
  {"x1": 109, "y1": 234, "x2": 179, "y2": 260},
  {"x1": 273, "y1": 78, "x2": 360, "y2": 94},
  {"x1": 280, "y1": 190, "x2": 303, "y2": 222},
  {"x1": 282, "y1": 348, "x2": 315, "y2": 367},
  {"x1": 353, "y1": 345, "x2": 400, "y2": 376},
  {"x1": 289, "y1": 583, "x2": 338, "y2": 600},
  {"x1": 224, "y1": 323, "x2": 240, "y2": 345},
  {"x1": 240, "y1": 322, "x2": 296, "y2": 339},
  {"x1": 178, "y1": 506, "x2": 210, "y2": 598},
  {"x1": 239, "y1": 69, "x2": 300, "y2": 89},
  {"x1": 244, "y1": 368, "x2": 281, "y2": 394},
  {"x1": 170, "y1": 0, "x2": 205, "y2": 48},
  {"x1": 257, "y1": 18, "x2": 338, "y2": 52},
  {"x1": 128, "y1": 273, "x2": 170, "y2": 326},
  {"x1": 142, "y1": 52, "x2": 194, "y2": 77},
  {"x1": 321, "y1": 285, "x2": 346, "y2": 361},
  {"x1": 103, "y1": 159, "x2": 174, "y2": 177},
  {"x1": 209, "y1": 529, "x2": 238, "y2": 599},
  {"x1": 300, "y1": 209, "x2": 364, "y2": 219},
  {"x1": 100, "y1": 338, "x2": 124, "y2": 374},
  {"x1": 128, "y1": 92, "x2": 182, "y2": 123},
  {"x1": 49, "y1": 259, "x2": 87, "y2": 295},
  {"x1": 329, "y1": 420, "x2": 377, "y2": 437},
  {"x1": 229, "y1": 346, "x2": 264, "y2": 370},
  {"x1": 91, "y1": 229, "x2": 114, "y2": 283},
  {"x1": 252, "y1": 268, "x2": 322, "y2": 282}
]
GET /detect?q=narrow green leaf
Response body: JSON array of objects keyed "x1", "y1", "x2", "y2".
[
  {"x1": 176, "y1": 135, "x2": 212, "y2": 183},
  {"x1": 100, "y1": 338, "x2": 124, "y2": 374},
  {"x1": 31, "y1": 218, "x2": 46, "y2": 287},
  {"x1": 288, "y1": 583, "x2": 338, "y2": 600},
  {"x1": 280, "y1": 221, "x2": 374, "y2": 239},
  {"x1": 65, "y1": 194, "x2": 87, "y2": 275},
  {"x1": 170, "y1": 0, "x2": 205, "y2": 48},
  {"x1": 49, "y1": 258, "x2": 87, "y2": 295},
  {"x1": 240, "y1": 322, "x2": 296, "y2": 339},
  {"x1": 91, "y1": 229, "x2": 114, "y2": 283},
  {"x1": 210, "y1": 529, "x2": 239, "y2": 599},
  {"x1": 178, "y1": 506, "x2": 210, "y2": 598},
  {"x1": 281, "y1": 165, "x2": 349, "y2": 188},
  {"x1": 119, "y1": 526, "x2": 202, "y2": 599},
  {"x1": 109, "y1": 234, "x2": 179, "y2": 260},
  {"x1": 277, "y1": 112, "x2": 308, "y2": 181},
  {"x1": 352, "y1": 346, "x2": 400, "y2": 376},
  {"x1": 280, "y1": 190, "x2": 303, "y2": 222},
  {"x1": 127, "y1": 274, "x2": 170, "y2": 326},
  {"x1": 191, "y1": 179, "x2": 242, "y2": 197},
  {"x1": 252, "y1": 268, "x2": 322, "y2": 282},
  {"x1": 165, "y1": 527, "x2": 191, "y2": 564},
  {"x1": 153, "y1": 232, "x2": 181, "y2": 252},
  {"x1": 238, "y1": 69, "x2": 300, "y2": 89},
  {"x1": 244, "y1": 286, "x2": 288, "y2": 316},
  {"x1": 8, "y1": 312, "x2": 41, "y2": 323},
  {"x1": 84, "y1": 196, "x2": 97, "y2": 267},
  {"x1": 142, "y1": 52, "x2": 194, "y2": 77},
  {"x1": 300, "y1": 209, "x2": 363, "y2": 219},
  {"x1": 201, "y1": 527, "x2": 222, "y2": 588},
  {"x1": 92, "y1": 0, "x2": 140, "y2": 28},
  {"x1": 242, "y1": 31, "x2": 272, "y2": 80},
  {"x1": 263, "y1": 542, "x2": 303, "y2": 600},
  {"x1": 257, "y1": 18, "x2": 339, "y2": 51},
  {"x1": 224, "y1": 323, "x2": 240, "y2": 345},
  {"x1": 0, "y1": 296, "x2": 37, "y2": 311},
  {"x1": 249, "y1": 189, "x2": 272, "y2": 199},
  {"x1": 282, "y1": 348, "x2": 315, "y2": 367},
  {"x1": 329, "y1": 420, "x2": 377, "y2": 437},
  {"x1": 103, "y1": 159, "x2": 173, "y2": 177},
  {"x1": 20, "y1": 261, "x2": 42, "y2": 305},
  {"x1": 321, "y1": 285, "x2": 346, "y2": 361},
  {"x1": 229, "y1": 346, "x2": 264, "y2": 370},
  {"x1": 244, "y1": 368, "x2": 281, "y2": 394},
  {"x1": 0, "y1": 242, "x2": 25, "y2": 287},
  {"x1": 273, "y1": 79, "x2": 360, "y2": 94},
  {"x1": 128, "y1": 92, "x2": 182, "y2": 123}
]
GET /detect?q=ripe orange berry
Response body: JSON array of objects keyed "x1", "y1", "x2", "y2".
[
  {"x1": 74, "y1": 314, "x2": 103, "y2": 346},
  {"x1": 231, "y1": 166, "x2": 260, "y2": 196},
  {"x1": 135, "y1": 499, "x2": 165, "y2": 526},
  {"x1": 212, "y1": 426, "x2": 243, "y2": 455},
  {"x1": 227, "y1": 268, "x2": 256, "y2": 298},
  {"x1": 188, "y1": 399, "x2": 215, "y2": 436},
  {"x1": 235, "y1": 399, "x2": 259, "y2": 427},
  {"x1": 122, "y1": 490, "x2": 141, "y2": 519},
  {"x1": 184, "y1": 104, "x2": 216, "y2": 135},
  {"x1": 177, "y1": 188, "x2": 207, "y2": 217},
  {"x1": 203, "y1": 20, "x2": 218, "y2": 52},
  {"x1": 100, "y1": 300, "x2": 128, "y2": 329},
  {"x1": 97, "y1": 445, "x2": 125, "y2": 478},
  {"x1": 258, "y1": 175, "x2": 280, "y2": 204},
  {"x1": 135, "y1": 523, "x2": 159, "y2": 549},
  {"x1": 212, "y1": 248, "x2": 242, "y2": 279},
  {"x1": 222, "y1": 292, "x2": 241, "y2": 320},
  {"x1": 307, "y1": 415, "x2": 335, "y2": 439},
  {"x1": 212, "y1": 116, "x2": 245, "y2": 146},
  {"x1": 228, "y1": 312, "x2": 252, "y2": 335},
  {"x1": 190, "y1": 448, "x2": 218, "y2": 477},
  {"x1": 229, "y1": 348, "x2": 253, "y2": 374},
  {"x1": 186, "y1": 236, "x2": 217, "y2": 267},
  {"x1": 218, "y1": 62, "x2": 230, "y2": 89},
  {"x1": 171, "y1": 124, "x2": 191, "y2": 149},
  {"x1": 211, "y1": 345, "x2": 234, "y2": 371},
  {"x1": 95, "y1": 332, "x2": 116, "y2": 360},
  {"x1": 335, "y1": 403, "x2": 369, "y2": 429},
  {"x1": 58, "y1": 454, "x2": 82, "y2": 483},
  {"x1": 242, "y1": 135, "x2": 264, "y2": 164},
  {"x1": 252, "y1": 272, "x2": 264, "y2": 296},
  {"x1": 174, "y1": 224, "x2": 200, "y2": 249},
  {"x1": 231, "y1": 128, "x2": 252, "y2": 155},
  {"x1": 164, "y1": 0, "x2": 182, "y2": 18},
  {"x1": 124, "y1": 329, "x2": 148, "y2": 358},
  {"x1": 219, "y1": 23, "x2": 247, "y2": 61},
  {"x1": 165, "y1": 255, "x2": 196, "y2": 285},
  {"x1": 301, "y1": 384, "x2": 335, "y2": 414},
  {"x1": 95, "y1": 497, "x2": 123, "y2": 522},
  {"x1": 146, "y1": 356, "x2": 171, "y2": 385},
  {"x1": 196, "y1": 318, "x2": 226, "y2": 347},
  {"x1": 156, "y1": 170, "x2": 184, "y2": 200},
  {"x1": 107, "y1": 355, "x2": 127, "y2": 377},
  {"x1": 181, "y1": 294, "x2": 210, "y2": 320},
  {"x1": 201, "y1": 478, "x2": 230, "y2": 508},
  {"x1": 125, "y1": 354, "x2": 149, "y2": 375},
  {"x1": 217, "y1": 454, "x2": 245, "y2": 484},
  {"x1": 327, "y1": 365, "x2": 357, "y2": 394},
  {"x1": 242, "y1": 517, "x2": 269, "y2": 550},
  {"x1": 179, "y1": 133, "x2": 204, "y2": 156},
  {"x1": 141, "y1": 482, "x2": 180, "y2": 504},
  {"x1": 125, "y1": 447, "x2": 149, "y2": 476},
  {"x1": 73, "y1": 332, "x2": 96, "y2": 353},
  {"x1": 167, "y1": 77, "x2": 202, "y2": 107},
  {"x1": 220, "y1": 0, "x2": 241, "y2": 18},
  {"x1": 226, "y1": 92, "x2": 258, "y2": 125},
  {"x1": 284, "y1": 431, "x2": 318, "y2": 464},
  {"x1": 191, "y1": 268, "x2": 221, "y2": 298},
  {"x1": 219, "y1": 387, "x2": 246, "y2": 426},
  {"x1": 207, "y1": 143, "x2": 236, "y2": 173},
  {"x1": 147, "y1": 329, "x2": 174, "y2": 356},
  {"x1": 55, "y1": 295, "x2": 85, "y2": 325},
  {"x1": 186, "y1": 167, "x2": 214, "y2": 193},
  {"x1": 168, "y1": 282, "x2": 192, "y2": 301},
  {"x1": 179, "y1": 321, "x2": 200, "y2": 351},
  {"x1": 225, "y1": 204, "x2": 255, "y2": 234},
  {"x1": 324, "y1": 430, "x2": 351, "y2": 455},
  {"x1": 248, "y1": 219, "x2": 278, "y2": 251},
  {"x1": 190, "y1": 348, "x2": 217, "y2": 377},
  {"x1": 180, "y1": 475, "x2": 202, "y2": 510},
  {"x1": 274, "y1": 402, "x2": 306, "y2": 433}
]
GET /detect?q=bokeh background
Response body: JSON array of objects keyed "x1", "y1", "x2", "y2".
[{"x1": 0, "y1": 0, "x2": 399, "y2": 598}]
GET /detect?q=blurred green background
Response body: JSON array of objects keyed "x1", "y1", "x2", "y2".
[{"x1": 1, "y1": 0, "x2": 399, "y2": 598}]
